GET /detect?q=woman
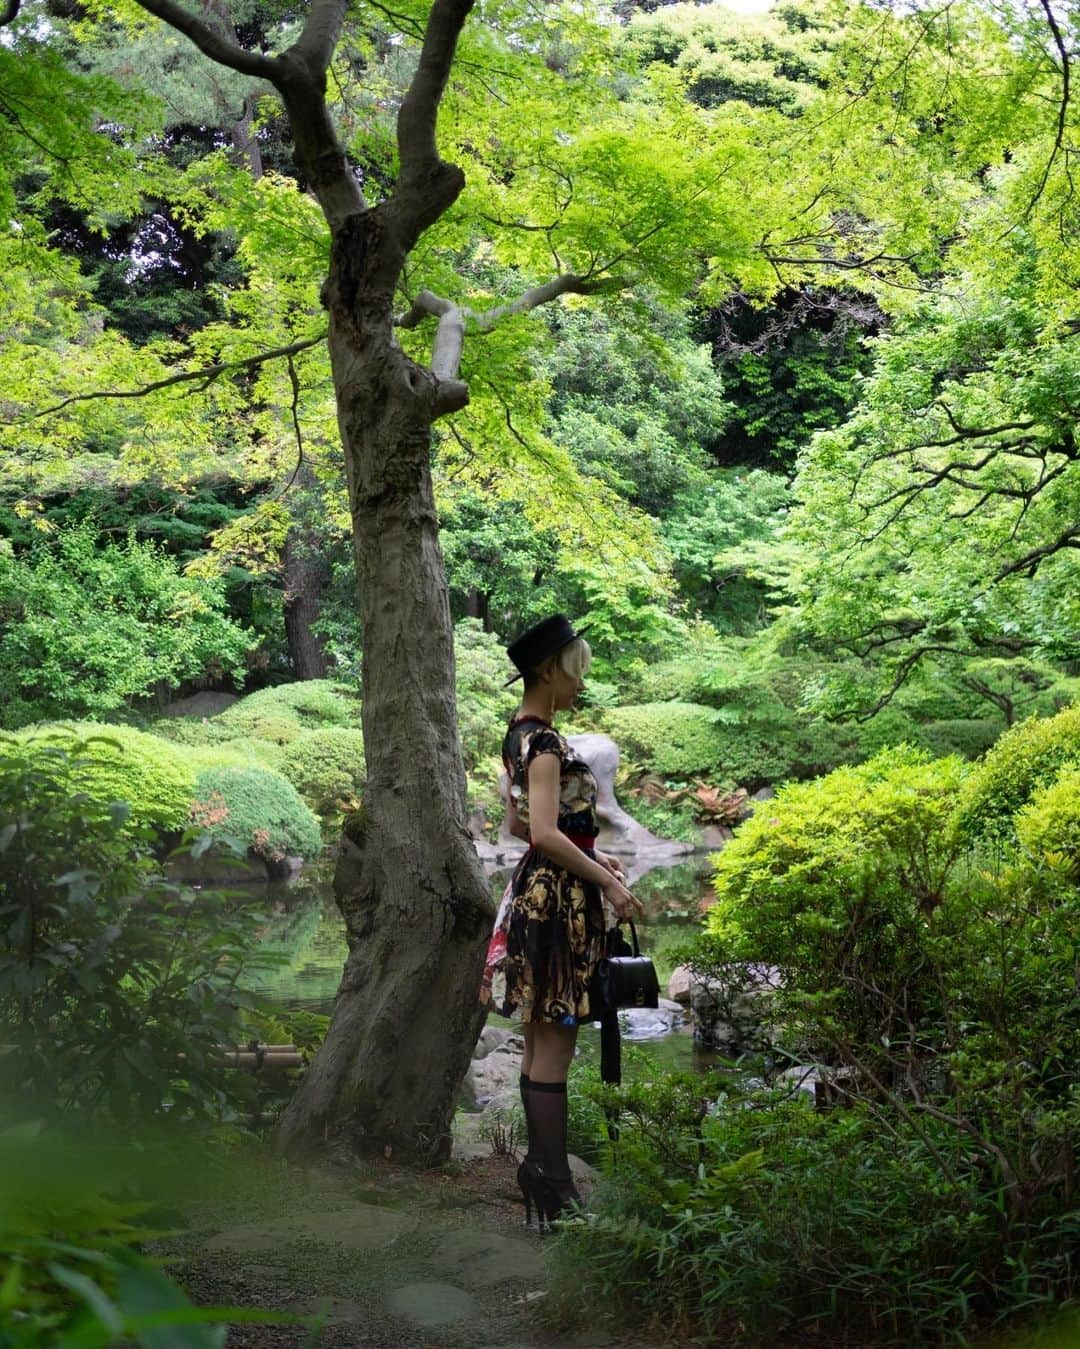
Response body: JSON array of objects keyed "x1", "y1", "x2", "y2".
[{"x1": 480, "y1": 614, "x2": 643, "y2": 1230}]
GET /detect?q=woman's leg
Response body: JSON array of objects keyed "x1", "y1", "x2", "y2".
[
  {"x1": 528, "y1": 1022, "x2": 578, "y2": 1083},
  {"x1": 522, "y1": 1021, "x2": 580, "y2": 1215}
]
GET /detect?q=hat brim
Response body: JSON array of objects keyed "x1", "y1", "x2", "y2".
[{"x1": 503, "y1": 623, "x2": 591, "y2": 687}]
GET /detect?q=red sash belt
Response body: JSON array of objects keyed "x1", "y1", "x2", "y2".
[{"x1": 530, "y1": 832, "x2": 597, "y2": 852}]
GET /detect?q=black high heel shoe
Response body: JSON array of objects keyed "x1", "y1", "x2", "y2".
[
  {"x1": 516, "y1": 1159, "x2": 539, "y2": 1228},
  {"x1": 517, "y1": 1159, "x2": 580, "y2": 1232}
]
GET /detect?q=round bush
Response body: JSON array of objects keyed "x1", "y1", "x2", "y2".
[
  {"x1": 602, "y1": 702, "x2": 848, "y2": 788},
  {"x1": 954, "y1": 703, "x2": 1080, "y2": 843},
  {"x1": 270, "y1": 728, "x2": 366, "y2": 813},
  {"x1": 16, "y1": 722, "x2": 194, "y2": 833},
  {"x1": 707, "y1": 748, "x2": 969, "y2": 1043},
  {"x1": 216, "y1": 680, "x2": 360, "y2": 731},
  {"x1": 190, "y1": 765, "x2": 322, "y2": 862},
  {"x1": 1014, "y1": 765, "x2": 1080, "y2": 873}
]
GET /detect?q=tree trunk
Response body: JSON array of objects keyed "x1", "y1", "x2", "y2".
[
  {"x1": 275, "y1": 210, "x2": 492, "y2": 1162},
  {"x1": 282, "y1": 464, "x2": 331, "y2": 680}
]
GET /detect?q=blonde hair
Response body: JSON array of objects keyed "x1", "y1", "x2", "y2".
[
  {"x1": 557, "y1": 636, "x2": 592, "y2": 679},
  {"x1": 522, "y1": 635, "x2": 592, "y2": 689}
]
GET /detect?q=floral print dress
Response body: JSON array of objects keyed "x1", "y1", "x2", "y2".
[{"x1": 480, "y1": 716, "x2": 612, "y2": 1025}]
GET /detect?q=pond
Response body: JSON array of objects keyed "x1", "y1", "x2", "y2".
[{"x1": 244, "y1": 849, "x2": 722, "y2": 1076}]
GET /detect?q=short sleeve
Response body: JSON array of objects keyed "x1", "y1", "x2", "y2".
[{"x1": 524, "y1": 728, "x2": 563, "y2": 767}]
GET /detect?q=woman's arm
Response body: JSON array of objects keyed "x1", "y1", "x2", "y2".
[{"x1": 527, "y1": 753, "x2": 643, "y2": 917}]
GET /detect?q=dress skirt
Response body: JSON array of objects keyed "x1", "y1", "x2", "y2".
[{"x1": 480, "y1": 844, "x2": 608, "y2": 1025}]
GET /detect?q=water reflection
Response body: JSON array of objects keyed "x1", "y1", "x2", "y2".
[{"x1": 246, "y1": 852, "x2": 717, "y2": 1074}]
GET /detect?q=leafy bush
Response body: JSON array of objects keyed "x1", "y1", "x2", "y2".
[
  {"x1": 0, "y1": 731, "x2": 280, "y2": 1126},
  {"x1": 552, "y1": 1082, "x2": 1079, "y2": 1345},
  {"x1": 190, "y1": 765, "x2": 322, "y2": 862},
  {"x1": 0, "y1": 1130, "x2": 282, "y2": 1348},
  {"x1": 954, "y1": 703, "x2": 1080, "y2": 842},
  {"x1": 269, "y1": 728, "x2": 366, "y2": 813},
  {"x1": 1014, "y1": 765, "x2": 1080, "y2": 873},
  {"x1": 14, "y1": 723, "x2": 195, "y2": 834},
  {"x1": 0, "y1": 524, "x2": 253, "y2": 729},
  {"x1": 163, "y1": 680, "x2": 361, "y2": 749},
  {"x1": 706, "y1": 748, "x2": 969, "y2": 1051},
  {"x1": 454, "y1": 619, "x2": 518, "y2": 771},
  {"x1": 602, "y1": 701, "x2": 846, "y2": 788},
  {"x1": 916, "y1": 716, "x2": 1002, "y2": 760}
]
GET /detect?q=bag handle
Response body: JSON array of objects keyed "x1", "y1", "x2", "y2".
[{"x1": 624, "y1": 919, "x2": 641, "y2": 957}]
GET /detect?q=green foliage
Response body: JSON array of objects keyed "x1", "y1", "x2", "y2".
[
  {"x1": 0, "y1": 526, "x2": 254, "y2": 729},
  {"x1": 0, "y1": 1129, "x2": 293, "y2": 1346},
  {"x1": 453, "y1": 619, "x2": 519, "y2": 772},
  {"x1": 540, "y1": 299, "x2": 728, "y2": 516},
  {"x1": 707, "y1": 748, "x2": 968, "y2": 1048},
  {"x1": 189, "y1": 765, "x2": 322, "y2": 863},
  {"x1": 1014, "y1": 767, "x2": 1080, "y2": 875},
  {"x1": 0, "y1": 731, "x2": 281, "y2": 1126},
  {"x1": 954, "y1": 704, "x2": 1080, "y2": 844},
  {"x1": 552, "y1": 1083, "x2": 1079, "y2": 1344},
  {"x1": 603, "y1": 699, "x2": 846, "y2": 790},
  {"x1": 159, "y1": 681, "x2": 361, "y2": 750},
  {"x1": 660, "y1": 470, "x2": 788, "y2": 630},
  {"x1": 269, "y1": 728, "x2": 366, "y2": 815},
  {"x1": 13, "y1": 723, "x2": 195, "y2": 835},
  {"x1": 621, "y1": 793, "x2": 701, "y2": 846},
  {"x1": 556, "y1": 736, "x2": 1079, "y2": 1342}
]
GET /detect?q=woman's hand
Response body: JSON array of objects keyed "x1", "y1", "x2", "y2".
[
  {"x1": 595, "y1": 849, "x2": 626, "y2": 882},
  {"x1": 600, "y1": 871, "x2": 645, "y2": 921}
]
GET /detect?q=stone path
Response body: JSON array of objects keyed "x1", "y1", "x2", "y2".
[{"x1": 160, "y1": 1142, "x2": 671, "y2": 1349}]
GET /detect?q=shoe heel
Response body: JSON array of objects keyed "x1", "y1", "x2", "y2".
[{"x1": 516, "y1": 1161, "x2": 534, "y2": 1228}]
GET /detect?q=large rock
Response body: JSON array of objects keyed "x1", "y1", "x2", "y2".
[
  {"x1": 689, "y1": 963, "x2": 780, "y2": 1051},
  {"x1": 496, "y1": 732, "x2": 693, "y2": 858},
  {"x1": 160, "y1": 691, "x2": 239, "y2": 718}
]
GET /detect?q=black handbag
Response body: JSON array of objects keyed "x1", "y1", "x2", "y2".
[{"x1": 590, "y1": 921, "x2": 660, "y2": 1016}]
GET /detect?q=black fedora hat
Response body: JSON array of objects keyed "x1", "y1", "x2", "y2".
[{"x1": 504, "y1": 613, "x2": 589, "y2": 685}]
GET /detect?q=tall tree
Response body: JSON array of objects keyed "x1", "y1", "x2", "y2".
[{"x1": 2, "y1": 0, "x2": 1013, "y2": 1158}]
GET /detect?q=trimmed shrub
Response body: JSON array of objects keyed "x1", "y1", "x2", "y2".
[
  {"x1": 954, "y1": 703, "x2": 1080, "y2": 842},
  {"x1": 14, "y1": 722, "x2": 194, "y2": 833},
  {"x1": 189, "y1": 765, "x2": 322, "y2": 862},
  {"x1": 602, "y1": 701, "x2": 848, "y2": 788},
  {"x1": 269, "y1": 728, "x2": 366, "y2": 813},
  {"x1": 158, "y1": 680, "x2": 361, "y2": 749},
  {"x1": 1015, "y1": 765, "x2": 1080, "y2": 873},
  {"x1": 707, "y1": 747, "x2": 969, "y2": 1049},
  {"x1": 219, "y1": 680, "x2": 360, "y2": 729},
  {"x1": 917, "y1": 716, "x2": 1002, "y2": 760},
  {"x1": 454, "y1": 619, "x2": 518, "y2": 771}
]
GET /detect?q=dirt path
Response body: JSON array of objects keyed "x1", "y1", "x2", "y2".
[{"x1": 159, "y1": 1143, "x2": 676, "y2": 1349}]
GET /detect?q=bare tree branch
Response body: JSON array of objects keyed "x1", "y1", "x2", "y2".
[
  {"x1": 993, "y1": 524, "x2": 1080, "y2": 582},
  {"x1": 133, "y1": 0, "x2": 281, "y2": 80},
  {"x1": 288, "y1": 0, "x2": 350, "y2": 78},
  {"x1": 394, "y1": 0, "x2": 475, "y2": 237},
  {"x1": 469, "y1": 272, "x2": 617, "y2": 331},
  {"x1": 6, "y1": 335, "x2": 326, "y2": 424}
]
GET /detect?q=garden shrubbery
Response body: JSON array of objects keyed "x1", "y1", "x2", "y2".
[
  {"x1": 13, "y1": 723, "x2": 195, "y2": 833},
  {"x1": 953, "y1": 702, "x2": 1080, "y2": 843},
  {"x1": 269, "y1": 727, "x2": 366, "y2": 814},
  {"x1": 553, "y1": 718, "x2": 1080, "y2": 1344},
  {"x1": 190, "y1": 764, "x2": 323, "y2": 863},
  {"x1": 602, "y1": 700, "x2": 848, "y2": 789}
]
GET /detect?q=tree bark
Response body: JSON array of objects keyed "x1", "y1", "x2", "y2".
[
  {"x1": 274, "y1": 208, "x2": 492, "y2": 1161},
  {"x1": 281, "y1": 463, "x2": 331, "y2": 680}
]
